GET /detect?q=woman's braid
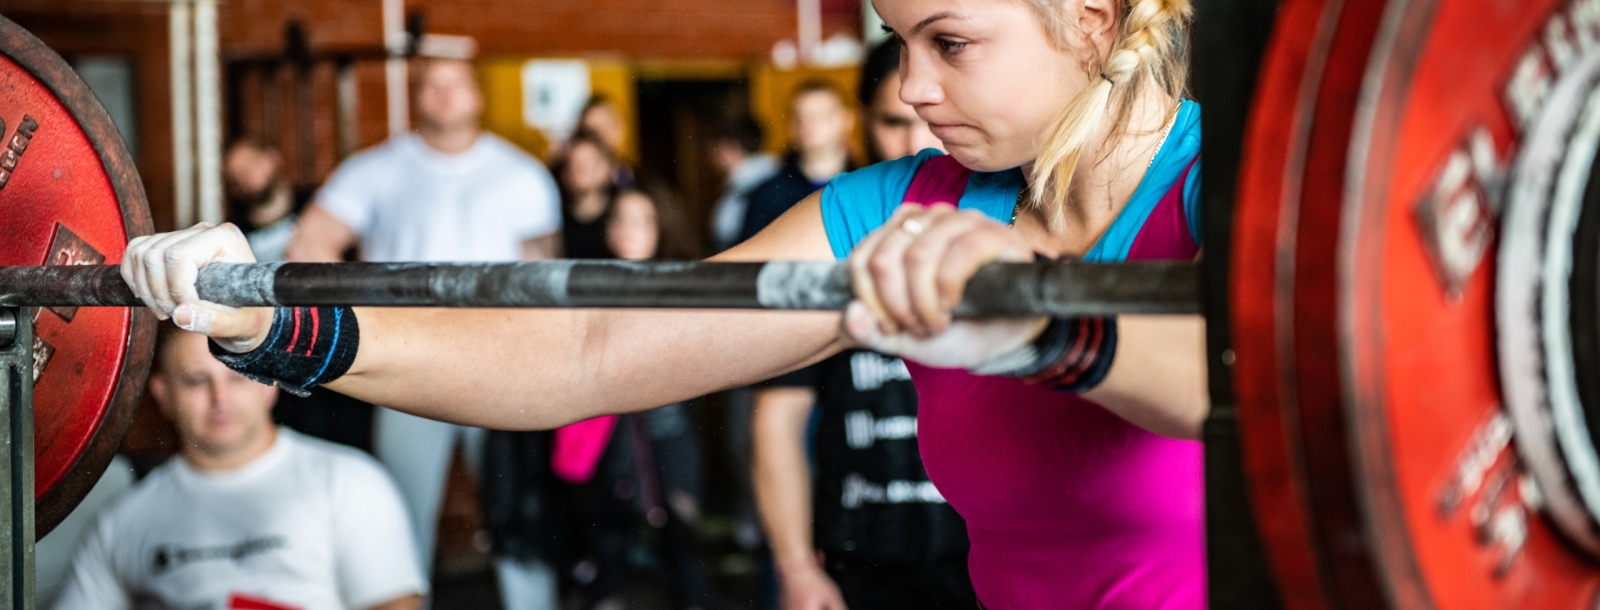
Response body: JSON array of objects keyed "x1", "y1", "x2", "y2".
[{"x1": 1026, "y1": 0, "x2": 1193, "y2": 222}]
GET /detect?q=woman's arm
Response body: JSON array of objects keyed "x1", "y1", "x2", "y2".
[
  {"x1": 1082, "y1": 315, "x2": 1208, "y2": 439},
  {"x1": 123, "y1": 193, "x2": 848, "y2": 430},
  {"x1": 841, "y1": 204, "x2": 1209, "y2": 439}
]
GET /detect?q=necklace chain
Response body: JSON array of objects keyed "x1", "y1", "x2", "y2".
[
  {"x1": 1011, "y1": 103, "x2": 1181, "y2": 227},
  {"x1": 1147, "y1": 103, "x2": 1181, "y2": 171}
]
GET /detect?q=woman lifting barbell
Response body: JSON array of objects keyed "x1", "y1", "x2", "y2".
[{"x1": 121, "y1": 0, "x2": 1207, "y2": 607}]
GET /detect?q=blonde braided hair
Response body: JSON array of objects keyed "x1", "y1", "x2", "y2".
[{"x1": 1024, "y1": 0, "x2": 1193, "y2": 223}]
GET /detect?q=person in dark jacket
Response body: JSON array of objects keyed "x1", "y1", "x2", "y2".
[
  {"x1": 708, "y1": 116, "x2": 779, "y2": 253},
  {"x1": 736, "y1": 81, "x2": 856, "y2": 243}
]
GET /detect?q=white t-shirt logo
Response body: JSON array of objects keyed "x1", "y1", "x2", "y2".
[{"x1": 150, "y1": 536, "x2": 287, "y2": 574}]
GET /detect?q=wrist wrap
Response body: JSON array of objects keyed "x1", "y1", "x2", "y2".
[
  {"x1": 210, "y1": 306, "x2": 360, "y2": 396},
  {"x1": 970, "y1": 316, "x2": 1118, "y2": 393}
]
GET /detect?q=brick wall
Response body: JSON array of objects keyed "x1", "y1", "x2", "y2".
[
  {"x1": 2, "y1": 0, "x2": 863, "y2": 231},
  {"x1": 216, "y1": 0, "x2": 862, "y2": 59}
]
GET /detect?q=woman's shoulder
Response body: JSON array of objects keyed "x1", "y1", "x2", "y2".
[{"x1": 818, "y1": 149, "x2": 945, "y2": 259}]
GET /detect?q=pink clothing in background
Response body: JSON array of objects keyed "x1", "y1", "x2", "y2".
[{"x1": 552, "y1": 415, "x2": 618, "y2": 484}]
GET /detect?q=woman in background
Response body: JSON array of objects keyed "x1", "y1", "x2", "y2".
[
  {"x1": 557, "y1": 132, "x2": 629, "y2": 259},
  {"x1": 556, "y1": 187, "x2": 715, "y2": 610}
]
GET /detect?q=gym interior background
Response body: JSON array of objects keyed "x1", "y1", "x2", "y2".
[{"x1": 0, "y1": 0, "x2": 887, "y2": 606}]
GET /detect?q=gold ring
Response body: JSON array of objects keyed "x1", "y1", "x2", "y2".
[{"x1": 901, "y1": 218, "x2": 927, "y2": 236}]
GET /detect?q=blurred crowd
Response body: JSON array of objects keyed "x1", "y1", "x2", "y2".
[{"x1": 40, "y1": 39, "x2": 974, "y2": 610}]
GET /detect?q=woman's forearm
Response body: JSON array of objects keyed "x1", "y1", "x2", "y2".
[
  {"x1": 328, "y1": 306, "x2": 846, "y2": 429},
  {"x1": 1083, "y1": 315, "x2": 1209, "y2": 440},
  {"x1": 317, "y1": 194, "x2": 846, "y2": 429}
]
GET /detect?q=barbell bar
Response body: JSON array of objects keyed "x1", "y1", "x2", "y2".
[{"x1": 0, "y1": 259, "x2": 1200, "y2": 315}]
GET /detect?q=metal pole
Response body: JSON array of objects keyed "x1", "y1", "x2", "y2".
[
  {"x1": 169, "y1": 1, "x2": 194, "y2": 229},
  {"x1": 797, "y1": 0, "x2": 821, "y2": 64},
  {"x1": 382, "y1": 0, "x2": 408, "y2": 137},
  {"x1": 296, "y1": 60, "x2": 316, "y2": 186},
  {"x1": 0, "y1": 260, "x2": 1202, "y2": 317},
  {"x1": 1195, "y1": 0, "x2": 1282, "y2": 608},
  {"x1": 0, "y1": 308, "x2": 35, "y2": 610},
  {"x1": 336, "y1": 58, "x2": 360, "y2": 159},
  {"x1": 194, "y1": 0, "x2": 223, "y2": 225}
]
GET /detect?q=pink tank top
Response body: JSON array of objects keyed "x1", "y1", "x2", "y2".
[{"x1": 903, "y1": 155, "x2": 1204, "y2": 609}]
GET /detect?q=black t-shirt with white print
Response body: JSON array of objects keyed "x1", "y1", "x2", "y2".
[{"x1": 766, "y1": 349, "x2": 969, "y2": 563}]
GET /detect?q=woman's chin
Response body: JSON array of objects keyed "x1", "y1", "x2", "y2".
[{"x1": 944, "y1": 146, "x2": 1021, "y2": 173}]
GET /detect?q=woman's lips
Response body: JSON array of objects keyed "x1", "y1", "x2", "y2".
[{"x1": 921, "y1": 123, "x2": 966, "y2": 143}]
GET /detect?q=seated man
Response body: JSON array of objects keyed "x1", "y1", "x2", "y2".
[{"x1": 53, "y1": 326, "x2": 425, "y2": 610}]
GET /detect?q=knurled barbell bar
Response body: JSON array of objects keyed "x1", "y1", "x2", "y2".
[{"x1": 0, "y1": 259, "x2": 1201, "y2": 317}]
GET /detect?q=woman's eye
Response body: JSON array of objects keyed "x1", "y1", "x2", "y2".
[{"x1": 935, "y1": 38, "x2": 968, "y2": 54}]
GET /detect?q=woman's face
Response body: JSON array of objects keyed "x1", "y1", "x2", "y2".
[
  {"x1": 563, "y1": 142, "x2": 614, "y2": 193},
  {"x1": 874, "y1": 0, "x2": 1095, "y2": 172},
  {"x1": 606, "y1": 192, "x2": 659, "y2": 260}
]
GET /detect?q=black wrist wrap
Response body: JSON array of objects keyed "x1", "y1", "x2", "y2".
[
  {"x1": 210, "y1": 306, "x2": 360, "y2": 396},
  {"x1": 975, "y1": 316, "x2": 1118, "y2": 393}
]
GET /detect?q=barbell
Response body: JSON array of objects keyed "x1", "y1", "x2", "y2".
[{"x1": 1, "y1": 0, "x2": 1598, "y2": 607}]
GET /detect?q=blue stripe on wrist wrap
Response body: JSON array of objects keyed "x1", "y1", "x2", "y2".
[{"x1": 209, "y1": 306, "x2": 360, "y2": 396}]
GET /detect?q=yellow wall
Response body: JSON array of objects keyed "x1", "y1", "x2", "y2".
[
  {"x1": 478, "y1": 57, "x2": 638, "y2": 163},
  {"x1": 480, "y1": 59, "x2": 869, "y2": 167}
]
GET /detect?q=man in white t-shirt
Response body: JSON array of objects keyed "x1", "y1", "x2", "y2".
[
  {"x1": 53, "y1": 327, "x2": 425, "y2": 610},
  {"x1": 282, "y1": 57, "x2": 562, "y2": 607},
  {"x1": 286, "y1": 58, "x2": 560, "y2": 263}
]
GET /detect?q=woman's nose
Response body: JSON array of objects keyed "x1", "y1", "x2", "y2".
[{"x1": 899, "y1": 51, "x2": 945, "y2": 106}]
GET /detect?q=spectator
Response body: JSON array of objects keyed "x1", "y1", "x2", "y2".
[
  {"x1": 486, "y1": 188, "x2": 713, "y2": 610},
  {"x1": 751, "y1": 40, "x2": 974, "y2": 610},
  {"x1": 858, "y1": 41, "x2": 944, "y2": 162},
  {"x1": 479, "y1": 429, "x2": 560, "y2": 610},
  {"x1": 560, "y1": 188, "x2": 714, "y2": 610},
  {"x1": 557, "y1": 132, "x2": 625, "y2": 259},
  {"x1": 282, "y1": 56, "x2": 563, "y2": 603},
  {"x1": 484, "y1": 185, "x2": 707, "y2": 610},
  {"x1": 736, "y1": 82, "x2": 856, "y2": 243},
  {"x1": 224, "y1": 138, "x2": 376, "y2": 453},
  {"x1": 223, "y1": 137, "x2": 301, "y2": 262},
  {"x1": 608, "y1": 185, "x2": 699, "y2": 261},
  {"x1": 707, "y1": 116, "x2": 778, "y2": 253},
  {"x1": 52, "y1": 326, "x2": 424, "y2": 610}
]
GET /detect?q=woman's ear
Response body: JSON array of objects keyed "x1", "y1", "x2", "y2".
[{"x1": 1078, "y1": 0, "x2": 1120, "y2": 57}]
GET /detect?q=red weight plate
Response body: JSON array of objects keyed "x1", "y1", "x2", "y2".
[
  {"x1": 0, "y1": 17, "x2": 154, "y2": 537},
  {"x1": 1232, "y1": 0, "x2": 1356, "y2": 606},
  {"x1": 1236, "y1": 0, "x2": 1600, "y2": 608}
]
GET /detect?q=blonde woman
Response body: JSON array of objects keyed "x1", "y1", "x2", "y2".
[{"x1": 125, "y1": 0, "x2": 1207, "y2": 607}]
